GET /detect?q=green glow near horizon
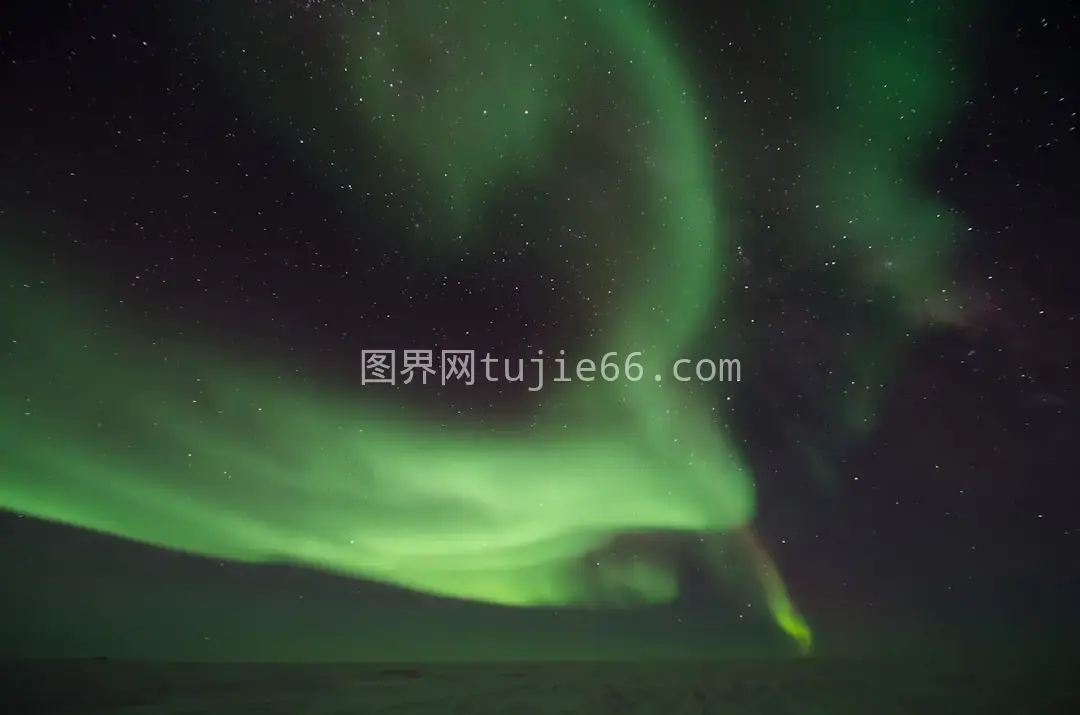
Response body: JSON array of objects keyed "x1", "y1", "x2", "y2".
[
  {"x1": 1, "y1": 247, "x2": 757, "y2": 608},
  {"x1": 1, "y1": 0, "x2": 977, "y2": 657}
]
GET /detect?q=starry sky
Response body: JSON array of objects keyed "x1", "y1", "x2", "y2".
[{"x1": 0, "y1": 0, "x2": 1077, "y2": 662}]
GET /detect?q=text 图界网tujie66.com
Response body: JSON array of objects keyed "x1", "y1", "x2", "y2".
[{"x1": 359, "y1": 349, "x2": 741, "y2": 391}]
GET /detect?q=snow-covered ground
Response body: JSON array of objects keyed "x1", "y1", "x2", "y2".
[{"x1": 3, "y1": 657, "x2": 1074, "y2": 714}]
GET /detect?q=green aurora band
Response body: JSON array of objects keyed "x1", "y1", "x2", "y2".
[{"x1": 1, "y1": 0, "x2": 978, "y2": 657}]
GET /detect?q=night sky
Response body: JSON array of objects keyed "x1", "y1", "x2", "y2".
[{"x1": 1, "y1": 0, "x2": 1077, "y2": 663}]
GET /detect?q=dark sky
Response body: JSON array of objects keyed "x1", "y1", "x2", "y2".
[{"x1": 0, "y1": 0, "x2": 1077, "y2": 662}]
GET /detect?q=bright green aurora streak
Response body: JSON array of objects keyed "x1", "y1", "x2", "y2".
[{"x1": 1, "y1": 0, "x2": 976, "y2": 657}]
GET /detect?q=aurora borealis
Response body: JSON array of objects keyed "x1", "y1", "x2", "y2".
[
  {"x1": 2, "y1": 0, "x2": 974, "y2": 656},
  {"x1": 2, "y1": 0, "x2": 1078, "y2": 667}
]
